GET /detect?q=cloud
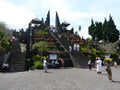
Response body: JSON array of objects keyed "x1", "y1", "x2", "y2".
[
  {"x1": 0, "y1": 0, "x2": 36, "y2": 29},
  {"x1": 0, "y1": 0, "x2": 120, "y2": 39}
]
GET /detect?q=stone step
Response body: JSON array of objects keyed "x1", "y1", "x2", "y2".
[
  {"x1": 10, "y1": 65, "x2": 25, "y2": 71},
  {"x1": 50, "y1": 32, "x2": 88, "y2": 68},
  {"x1": 10, "y1": 69, "x2": 25, "y2": 72},
  {"x1": 8, "y1": 41, "x2": 26, "y2": 72},
  {"x1": 10, "y1": 60, "x2": 25, "y2": 62}
]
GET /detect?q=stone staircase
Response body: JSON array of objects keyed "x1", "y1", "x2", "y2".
[
  {"x1": 69, "y1": 52, "x2": 88, "y2": 68},
  {"x1": 8, "y1": 41, "x2": 26, "y2": 72},
  {"x1": 50, "y1": 32, "x2": 88, "y2": 68}
]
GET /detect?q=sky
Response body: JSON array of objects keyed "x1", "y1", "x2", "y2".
[{"x1": 0, "y1": 0, "x2": 120, "y2": 39}]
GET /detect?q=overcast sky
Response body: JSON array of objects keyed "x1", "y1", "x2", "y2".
[{"x1": 0, "y1": 0, "x2": 120, "y2": 38}]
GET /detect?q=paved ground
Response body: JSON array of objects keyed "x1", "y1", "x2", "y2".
[{"x1": 0, "y1": 66, "x2": 120, "y2": 90}]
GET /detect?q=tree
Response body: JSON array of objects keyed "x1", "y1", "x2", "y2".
[
  {"x1": 102, "y1": 18, "x2": 108, "y2": 42},
  {"x1": 0, "y1": 30, "x2": 4, "y2": 40},
  {"x1": 94, "y1": 21, "x2": 103, "y2": 41},
  {"x1": 86, "y1": 38, "x2": 93, "y2": 49},
  {"x1": 33, "y1": 41, "x2": 48, "y2": 55},
  {"x1": 0, "y1": 22, "x2": 12, "y2": 37},
  {"x1": 0, "y1": 22, "x2": 6, "y2": 39},
  {"x1": 105, "y1": 15, "x2": 119, "y2": 42},
  {"x1": 0, "y1": 22, "x2": 11, "y2": 52},
  {"x1": 88, "y1": 19, "x2": 96, "y2": 40},
  {"x1": 88, "y1": 15, "x2": 119, "y2": 43}
]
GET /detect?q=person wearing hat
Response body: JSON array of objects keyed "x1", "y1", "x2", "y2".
[{"x1": 106, "y1": 61, "x2": 113, "y2": 81}]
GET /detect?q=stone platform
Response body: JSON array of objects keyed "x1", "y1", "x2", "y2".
[{"x1": 0, "y1": 66, "x2": 120, "y2": 90}]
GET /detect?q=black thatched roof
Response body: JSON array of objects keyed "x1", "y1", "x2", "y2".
[{"x1": 31, "y1": 18, "x2": 43, "y2": 24}]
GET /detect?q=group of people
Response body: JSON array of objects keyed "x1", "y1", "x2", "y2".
[
  {"x1": 88, "y1": 57, "x2": 118, "y2": 81},
  {"x1": 43, "y1": 58, "x2": 61, "y2": 73},
  {"x1": 69, "y1": 44, "x2": 80, "y2": 52},
  {"x1": 87, "y1": 57, "x2": 102, "y2": 74},
  {"x1": 44, "y1": 56, "x2": 117, "y2": 82}
]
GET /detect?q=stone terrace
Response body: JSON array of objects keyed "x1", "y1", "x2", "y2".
[{"x1": 0, "y1": 66, "x2": 120, "y2": 90}]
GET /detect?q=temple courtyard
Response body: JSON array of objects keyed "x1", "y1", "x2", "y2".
[{"x1": 0, "y1": 66, "x2": 120, "y2": 90}]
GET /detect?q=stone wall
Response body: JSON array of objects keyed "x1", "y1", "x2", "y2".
[{"x1": 0, "y1": 52, "x2": 10, "y2": 64}]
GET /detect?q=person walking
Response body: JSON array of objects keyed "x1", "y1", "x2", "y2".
[
  {"x1": 114, "y1": 61, "x2": 118, "y2": 68},
  {"x1": 95, "y1": 57, "x2": 102, "y2": 74},
  {"x1": 106, "y1": 61, "x2": 113, "y2": 81},
  {"x1": 88, "y1": 59, "x2": 92, "y2": 71},
  {"x1": 43, "y1": 58, "x2": 48, "y2": 73}
]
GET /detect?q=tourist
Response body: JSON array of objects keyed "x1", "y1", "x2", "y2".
[
  {"x1": 10, "y1": 36, "x2": 16, "y2": 43},
  {"x1": 76, "y1": 44, "x2": 80, "y2": 51},
  {"x1": 114, "y1": 61, "x2": 118, "y2": 68},
  {"x1": 73, "y1": 43, "x2": 77, "y2": 51},
  {"x1": 106, "y1": 61, "x2": 113, "y2": 81},
  {"x1": 43, "y1": 58, "x2": 48, "y2": 73},
  {"x1": 88, "y1": 59, "x2": 92, "y2": 71},
  {"x1": 69, "y1": 45, "x2": 72, "y2": 52},
  {"x1": 95, "y1": 57, "x2": 102, "y2": 74},
  {"x1": 58, "y1": 58, "x2": 64, "y2": 67},
  {"x1": 2, "y1": 62, "x2": 9, "y2": 72}
]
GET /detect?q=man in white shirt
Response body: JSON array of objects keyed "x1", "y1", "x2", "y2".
[{"x1": 96, "y1": 57, "x2": 102, "y2": 74}]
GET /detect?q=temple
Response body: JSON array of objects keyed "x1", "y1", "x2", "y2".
[
  {"x1": 1, "y1": 11, "x2": 88, "y2": 72},
  {"x1": 25, "y1": 11, "x2": 87, "y2": 69}
]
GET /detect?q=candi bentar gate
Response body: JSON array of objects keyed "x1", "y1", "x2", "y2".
[{"x1": 26, "y1": 11, "x2": 88, "y2": 70}]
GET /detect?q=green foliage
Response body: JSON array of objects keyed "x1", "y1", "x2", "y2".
[
  {"x1": 81, "y1": 46, "x2": 87, "y2": 52},
  {"x1": 0, "y1": 30, "x2": 5, "y2": 39},
  {"x1": 32, "y1": 55, "x2": 48, "y2": 61},
  {"x1": 1, "y1": 38, "x2": 10, "y2": 51},
  {"x1": 88, "y1": 15, "x2": 119, "y2": 43},
  {"x1": 110, "y1": 52, "x2": 118, "y2": 59},
  {"x1": 91, "y1": 48, "x2": 100, "y2": 54},
  {"x1": 88, "y1": 19, "x2": 96, "y2": 39},
  {"x1": 32, "y1": 55, "x2": 48, "y2": 69},
  {"x1": 32, "y1": 41, "x2": 48, "y2": 55},
  {"x1": 99, "y1": 54, "x2": 105, "y2": 59},
  {"x1": 0, "y1": 22, "x2": 12, "y2": 37},
  {"x1": 34, "y1": 61, "x2": 43, "y2": 69},
  {"x1": 86, "y1": 38, "x2": 93, "y2": 49},
  {"x1": 88, "y1": 53, "x2": 96, "y2": 59},
  {"x1": 0, "y1": 21, "x2": 12, "y2": 52},
  {"x1": 0, "y1": 46, "x2": 5, "y2": 53},
  {"x1": 102, "y1": 15, "x2": 119, "y2": 43},
  {"x1": 32, "y1": 55, "x2": 41, "y2": 61},
  {"x1": 35, "y1": 31, "x2": 48, "y2": 37},
  {"x1": 89, "y1": 21, "x2": 103, "y2": 41}
]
